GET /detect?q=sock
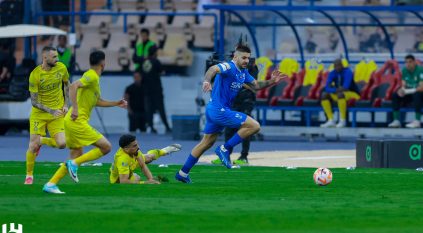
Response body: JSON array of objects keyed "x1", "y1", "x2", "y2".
[
  {"x1": 26, "y1": 150, "x2": 36, "y2": 176},
  {"x1": 393, "y1": 111, "x2": 400, "y2": 120},
  {"x1": 224, "y1": 133, "x2": 243, "y2": 151},
  {"x1": 49, "y1": 164, "x2": 68, "y2": 184},
  {"x1": 41, "y1": 137, "x2": 57, "y2": 148},
  {"x1": 338, "y1": 98, "x2": 347, "y2": 121},
  {"x1": 416, "y1": 112, "x2": 421, "y2": 121},
  {"x1": 181, "y1": 154, "x2": 199, "y2": 174},
  {"x1": 147, "y1": 149, "x2": 166, "y2": 160},
  {"x1": 73, "y1": 148, "x2": 104, "y2": 166},
  {"x1": 321, "y1": 99, "x2": 333, "y2": 121}
]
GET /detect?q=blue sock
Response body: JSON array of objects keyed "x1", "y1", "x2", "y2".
[
  {"x1": 224, "y1": 133, "x2": 243, "y2": 151},
  {"x1": 181, "y1": 154, "x2": 199, "y2": 174}
]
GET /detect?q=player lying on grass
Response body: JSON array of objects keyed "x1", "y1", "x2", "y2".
[{"x1": 110, "y1": 134, "x2": 181, "y2": 184}]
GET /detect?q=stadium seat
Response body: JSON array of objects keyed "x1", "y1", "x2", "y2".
[
  {"x1": 354, "y1": 60, "x2": 400, "y2": 108},
  {"x1": 171, "y1": 15, "x2": 195, "y2": 28},
  {"x1": 158, "y1": 33, "x2": 192, "y2": 66},
  {"x1": 192, "y1": 16, "x2": 215, "y2": 49},
  {"x1": 276, "y1": 59, "x2": 323, "y2": 106},
  {"x1": 258, "y1": 58, "x2": 299, "y2": 106}
]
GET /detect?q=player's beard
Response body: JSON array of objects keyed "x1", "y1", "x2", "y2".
[{"x1": 47, "y1": 60, "x2": 56, "y2": 68}]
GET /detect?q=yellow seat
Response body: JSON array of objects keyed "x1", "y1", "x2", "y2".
[
  {"x1": 278, "y1": 58, "x2": 299, "y2": 77},
  {"x1": 354, "y1": 59, "x2": 377, "y2": 83},
  {"x1": 255, "y1": 56, "x2": 274, "y2": 81},
  {"x1": 303, "y1": 59, "x2": 324, "y2": 86}
]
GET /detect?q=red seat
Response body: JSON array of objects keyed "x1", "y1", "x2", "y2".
[{"x1": 353, "y1": 60, "x2": 400, "y2": 107}]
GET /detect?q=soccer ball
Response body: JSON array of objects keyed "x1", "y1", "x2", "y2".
[{"x1": 313, "y1": 168, "x2": 332, "y2": 186}]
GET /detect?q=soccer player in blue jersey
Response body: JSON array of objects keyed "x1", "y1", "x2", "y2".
[{"x1": 175, "y1": 44, "x2": 285, "y2": 183}]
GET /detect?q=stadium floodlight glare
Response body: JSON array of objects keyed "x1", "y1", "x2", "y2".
[{"x1": 305, "y1": 17, "x2": 315, "y2": 23}]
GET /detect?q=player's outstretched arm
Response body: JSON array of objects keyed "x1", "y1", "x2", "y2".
[
  {"x1": 244, "y1": 70, "x2": 287, "y2": 91},
  {"x1": 96, "y1": 98, "x2": 128, "y2": 108},
  {"x1": 30, "y1": 92, "x2": 62, "y2": 117},
  {"x1": 137, "y1": 157, "x2": 160, "y2": 184}
]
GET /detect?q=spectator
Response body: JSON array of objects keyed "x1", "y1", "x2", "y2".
[
  {"x1": 57, "y1": 35, "x2": 74, "y2": 72},
  {"x1": 388, "y1": 54, "x2": 423, "y2": 128},
  {"x1": 304, "y1": 33, "x2": 317, "y2": 54},
  {"x1": 124, "y1": 72, "x2": 146, "y2": 133},
  {"x1": 329, "y1": 30, "x2": 339, "y2": 52},
  {"x1": 365, "y1": 28, "x2": 385, "y2": 52},
  {"x1": 133, "y1": 28, "x2": 156, "y2": 70},
  {"x1": 320, "y1": 59, "x2": 360, "y2": 128},
  {"x1": 139, "y1": 46, "x2": 172, "y2": 134}
]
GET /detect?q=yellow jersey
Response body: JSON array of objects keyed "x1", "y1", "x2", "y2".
[
  {"x1": 66, "y1": 69, "x2": 101, "y2": 122},
  {"x1": 109, "y1": 148, "x2": 145, "y2": 183},
  {"x1": 29, "y1": 62, "x2": 69, "y2": 116}
]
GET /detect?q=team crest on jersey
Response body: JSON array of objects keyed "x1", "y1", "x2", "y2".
[
  {"x1": 235, "y1": 113, "x2": 242, "y2": 119},
  {"x1": 122, "y1": 162, "x2": 128, "y2": 167},
  {"x1": 56, "y1": 72, "x2": 62, "y2": 80}
]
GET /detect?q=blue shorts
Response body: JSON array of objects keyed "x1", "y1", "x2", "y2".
[{"x1": 203, "y1": 105, "x2": 247, "y2": 134}]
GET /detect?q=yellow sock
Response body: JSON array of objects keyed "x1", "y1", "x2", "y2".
[
  {"x1": 74, "y1": 148, "x2": 104, "y2": 165},
  {"x1": 338, "y1": 98, "x2": 347, "y2": 120},
  {"x1": 41, "y1": 137, "x2": 57, "y2": 148},
  {"x1": 49, "y1": 164, "x2": 68, "y2": 184},
  {"x1": 147, "y1": 149, "x2": 166, "y2": 160},
  {"x1": 321, "y1": 99, "x2": 333, "y2": 120},
  {"x1": 26, "y1": 150, "x2": 36, "y2": 176}
]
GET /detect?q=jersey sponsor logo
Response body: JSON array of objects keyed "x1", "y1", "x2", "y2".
[
  {"x1": 230, "y1": 82, "x2": 243, "y2": 91},
  {"x1": 121, "y1": 162, "x2": 128, "y2": 167},
  {"x1": 83, "y1": 75, "x2": 91, "y2": 82},
  {"x1": 40, "y1": 81, "x2": 61, "y2": 91}
]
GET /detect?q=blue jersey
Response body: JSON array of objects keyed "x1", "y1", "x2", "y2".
[{"x1": 208, "y1": 61, "x2": 255, "y2": 109}]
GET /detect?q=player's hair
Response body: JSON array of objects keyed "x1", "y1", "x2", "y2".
[
  {"x1": 89, "y1": 50, "x2": 105, "y2": 66},
  {"x1": 42, "y1": 46, "x2": 57, "y2": 53},
  {"x1": 140, "y1": 28, "x2": 150, "y2": 35},
  {"x1": 405, "y1": 54, "x2": 415, "y2": 61},
  {"x1": 119, "y1": 134, "x2": 136, "y2": 148},
  {"x1": 235, "y1": 44, "x2": 251, "y2": 54},
  {"x1": 58, "y1": 35, "x2": 67, "y2": 41}
]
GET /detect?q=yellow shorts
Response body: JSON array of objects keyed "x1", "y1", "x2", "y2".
[
  {"x1": 64, "y1": 118, "x2": 103, "y2": 149},
  {"x1": 29, "y1": 114, "x2": 64, "y2": 136},
  {"x1": 329, "y1": 91, "x2": 360, "y2": 102},
  {"x1": 110, "y1": 172, "x2": 140, "y2": 184}
]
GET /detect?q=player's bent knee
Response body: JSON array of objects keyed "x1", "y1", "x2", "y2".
[
  {"x1": 57, "y1": 142, "x2": 66, "y2": 149},
  {"x1": 29, "y1": 142, "x2": 41, "y2": 153}
]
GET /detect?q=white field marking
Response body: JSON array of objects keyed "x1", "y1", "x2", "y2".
[{"x1": 285, "y1": 156, "x2": 354, "y2": 160}]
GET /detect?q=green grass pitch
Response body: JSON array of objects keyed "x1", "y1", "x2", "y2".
[{"x1": 1, "y1": 161, "x2": 423, "y2": 233}]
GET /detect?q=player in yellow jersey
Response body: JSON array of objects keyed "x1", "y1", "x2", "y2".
[
  {"x1": 109, "y1": 134, "x2": 181, "y2": 184},
  {"x1": 43, "y1": 50, "x2": 127, "y2": 194},
  {"x1": 25, "y1": 46, "x2": 70, "y2": 185}
]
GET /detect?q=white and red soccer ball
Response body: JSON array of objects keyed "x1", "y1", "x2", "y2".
[{"x1": 313, "y1": 168, "x2": 332, "y2": 186}]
